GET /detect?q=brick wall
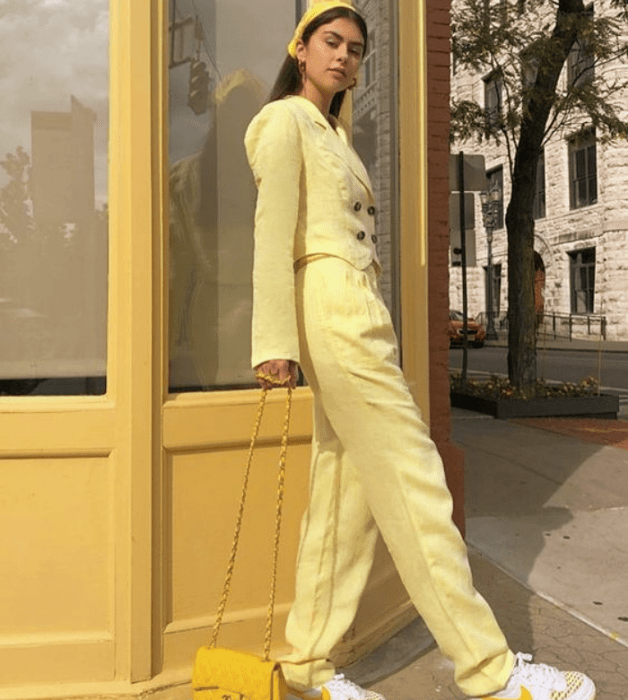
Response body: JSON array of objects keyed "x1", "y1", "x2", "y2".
[{"x1": 426, "y1": 0, "x2": 466, "y2": 531}]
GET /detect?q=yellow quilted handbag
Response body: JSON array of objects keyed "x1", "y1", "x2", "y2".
[{"x1": 192, "y1": 388, "x2": 292, "y2": 700}]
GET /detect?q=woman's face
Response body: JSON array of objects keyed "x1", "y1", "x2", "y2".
[{"x1": 296, "y1": 17, "x2": 365, "y2": 97}]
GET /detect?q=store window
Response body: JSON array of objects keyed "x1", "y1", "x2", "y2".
[
  {"x1": 168, "y1": 0, "x2": 399, "y2": 392},
  {"x1": 569, "y1": 247, "x2": 595, "y2": 314},
  {"x1": 0, "y1": 3, "x2": 109, "y2": 396}
]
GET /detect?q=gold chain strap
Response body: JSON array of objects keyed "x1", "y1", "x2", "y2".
[{"x1": 210, "y1": 387, "x2": 293, "y2": 661}]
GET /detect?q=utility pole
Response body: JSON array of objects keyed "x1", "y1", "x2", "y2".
[
  {"x1": 457, "y1": 152, "x2": 469, "y2": 382},
  {"x1": 480, "y1": 186, "x2": 500, "y2": 341}
]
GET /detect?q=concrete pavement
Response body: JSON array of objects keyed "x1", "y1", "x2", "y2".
[{"x1": 342, "y1": 407, "x2": 628, "y2": 699}]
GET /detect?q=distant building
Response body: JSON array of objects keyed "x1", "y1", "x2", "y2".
[
  {"x1": 31, "y1": 96, "x2": 96, "y2": 226},
  {"x1": 449, "y1": 4, "x2": 628, "y2": 341}
]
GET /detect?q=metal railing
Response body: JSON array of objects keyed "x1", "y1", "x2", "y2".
[
  {"x1": 477, "y1": 311, "x2": 607, "y2": 341},
  {"x1": 538, "y1": 312, "x2": 607, "y2": 341}
]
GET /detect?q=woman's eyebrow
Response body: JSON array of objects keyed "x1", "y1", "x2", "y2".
[{"x1": 323, "y1": 30, "x2": 364, "y2": 49}]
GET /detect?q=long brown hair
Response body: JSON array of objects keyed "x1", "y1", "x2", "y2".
[{"x1": 268, "y1": 6, "x2": 368, "y2": 118}]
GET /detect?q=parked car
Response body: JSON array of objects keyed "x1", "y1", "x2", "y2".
[{"x1": 448, "y1": 310, "x2": 486, "y2": 348}]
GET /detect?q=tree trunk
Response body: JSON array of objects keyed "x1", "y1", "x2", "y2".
[
  {"x1": 506, "y1": 0, "x2": 584, "y2": 390},
  {"x1": 506, "y1": 157, "x2": 538, "y2": 393}
]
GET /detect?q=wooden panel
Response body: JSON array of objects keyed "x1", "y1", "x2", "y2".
[
  {"x1": 0, "y1": 454, "x2": 115, "y2": 684},
  {"x1": 0, "y1": 455, "x2": 114, "y2": 636},
  {"x1": 0, "y1": 403, "x2": 115, "y2": 457},
  {"x1": 161, "y1": 438, "x2": 312, "y2": 670},
  {"x1": 163, "y1": 389, "x2": 313, "y2": 450},
  {"x1": 0, "y1": 637, "x2": 115, "y2": 686}
]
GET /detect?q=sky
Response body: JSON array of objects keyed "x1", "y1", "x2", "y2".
[
  {"x1": 0, "y1": 0, "x2": 109, "y2": 205},
  {"x1": 0, "y1": 0, "x2": 301, "y2": 205}
]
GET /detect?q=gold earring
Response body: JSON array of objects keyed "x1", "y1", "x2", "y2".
[{"x1": 298, "y1": 60, "x2": 306, "y2": 78}]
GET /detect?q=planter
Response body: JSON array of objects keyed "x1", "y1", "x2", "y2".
[{"x1": 450, "y1": 391, "x2": 619, "y2": 420}]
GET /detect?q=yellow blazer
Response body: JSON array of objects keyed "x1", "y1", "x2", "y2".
[{"x1": 244, "y1": 95, "x2": 380, "y2": 368}]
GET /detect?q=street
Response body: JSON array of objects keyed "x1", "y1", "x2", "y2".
[{"x1": 449, "y1": 345, "x2": 628, "y2": 409}]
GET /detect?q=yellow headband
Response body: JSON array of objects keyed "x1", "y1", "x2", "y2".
[{"x1": 287, "y1": 1, "x2": 359, "y2": 59}]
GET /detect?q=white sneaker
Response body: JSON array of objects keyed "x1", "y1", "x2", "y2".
[
  {"x1": 286, "y1": 688, "x2": 330, "y2": 700},
  {"x1": 473, "y1": 653, "x2": 595, "y2": 700},
  {"x1": 321, "y1": 674, "x2": 386, "y2": 700}
]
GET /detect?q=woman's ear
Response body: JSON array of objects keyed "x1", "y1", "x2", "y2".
[{"x1": 295, "y1": 39, "x2": 306, "y2": 62}]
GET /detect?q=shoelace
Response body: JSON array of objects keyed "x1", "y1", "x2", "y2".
[
  {"x1": 511, "y1": 653, "x2": 565, "y2": 689},
  {"x1": 325, "y1": 674, "x2": 368, "y2": 699}
]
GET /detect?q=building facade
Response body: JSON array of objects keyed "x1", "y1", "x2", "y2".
[{"x1": 449, "y1": 1, "x2": 628, "y2": 341}]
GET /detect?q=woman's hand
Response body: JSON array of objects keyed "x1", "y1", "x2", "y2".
[{"x1": 255, "y1": 359, "x2": 299, "y2": 390}]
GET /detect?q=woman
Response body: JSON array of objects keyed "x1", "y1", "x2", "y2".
[{"x1": 244, "y1": 3, "x2": 595, "y2": 700}]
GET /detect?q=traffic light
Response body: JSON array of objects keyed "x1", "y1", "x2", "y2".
[{"x1": 188, "y1": 59, "x2": 210, "y2": 115}]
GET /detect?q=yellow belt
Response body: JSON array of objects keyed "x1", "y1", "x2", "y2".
[{"x1": 293, "y1": 253, "x2": 338, "y2": 273}]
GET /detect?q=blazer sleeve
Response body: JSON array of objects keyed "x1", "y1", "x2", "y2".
[{"x1": 244, "y1": 102, "x2": 302, "y2": 369}]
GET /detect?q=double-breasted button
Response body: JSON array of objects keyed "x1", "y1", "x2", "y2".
[
  {"x1": 368, "y1": 205, "x2": 376, "y2": 216},
  {"x1": 357, "y1": 231, "x2": 366, "y2": 241},
  {"x1": 371, "y1": 235, "x2": 378, "y2": 243},
  {"x1": 354, "y1": 202, "x2": 362, "y2": 212}
]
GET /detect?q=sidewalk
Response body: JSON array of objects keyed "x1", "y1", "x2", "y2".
[{"x1": 343, "y1": 408, "x2": 628, "y2": 699}]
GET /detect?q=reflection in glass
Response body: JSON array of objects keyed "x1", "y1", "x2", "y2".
[
  {"x1": 168, "y1": 0, "x2": 398, "y2": 391},
  {"x1": 352, "y1": 0, "x2": 398, "y2": 322},
  {"x1": 168, "y1": 0, "x2": 293, "y2": 392},
  {"x1": 0, "y1": 3, "x2": 109, "y2": 396}
]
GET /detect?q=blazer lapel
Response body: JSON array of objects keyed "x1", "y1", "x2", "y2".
[
  {"x1": 286, "y1": 96, "x2": 375, "y2": 199},
  {"x1": 325, "y1": 123, "x2": 374, "y2": 199}
]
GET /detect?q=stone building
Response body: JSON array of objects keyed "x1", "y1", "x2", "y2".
[{"x1": 449, "y1": 3, "x2": 628, "y2": 341}]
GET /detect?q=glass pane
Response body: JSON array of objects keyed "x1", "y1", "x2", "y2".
[
  {"x1": 588, "y1": 144, "x2": 597, "y2": 203},
  {"x1": 577, "y1": 178, "x2": 587, "y2": 207},
  {"x1": 575, "y1": 148, "x2": 586, "y2": 179},
  {"x1": 353, "y1": 0, "x2": 398, "y2": 321},
  {"x1": 168, "y1": 0, "x2": 296, "y2": 392},
  {"x1": 168, "y1": 0, "x2": 399, "y2": 391},
  {"x1": 0, "y1": 2, "x2": 109, "y2": 396}
]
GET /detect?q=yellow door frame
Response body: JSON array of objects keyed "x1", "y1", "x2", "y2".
[{"x1": 108, "y1": 0, "x2": 167, "y2": 682}]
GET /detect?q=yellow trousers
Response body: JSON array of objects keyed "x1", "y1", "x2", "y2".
[{"x1": 281, "y1": 258, "x2": 514, "y2": 697}]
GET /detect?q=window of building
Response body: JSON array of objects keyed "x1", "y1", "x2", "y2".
[
  {"x1": 484, "y1": 72, "x2": 502, "y2": 128},
  {"x1": 569, "y1": 129, "x2": 597, "y2": 209},
  {"x1": 486, "y1": 166, "x2": 504, "y2": 229},
  {"x1": 568, "y1": 5, "x2": 594, "y2": 87},
  {"x1": 363, "y1": 29, "x2": 377, "y2": 87},
  {"x1": 569, "y1": 247, "x2": 595, "y2": 314},
  {"x1": 533, "y1": 150, "x2": 546, "y2": 219}
]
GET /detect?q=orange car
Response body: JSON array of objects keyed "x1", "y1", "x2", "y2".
[{"x1": 448, "y1": 310, "x2": 486, "y2": 348}]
